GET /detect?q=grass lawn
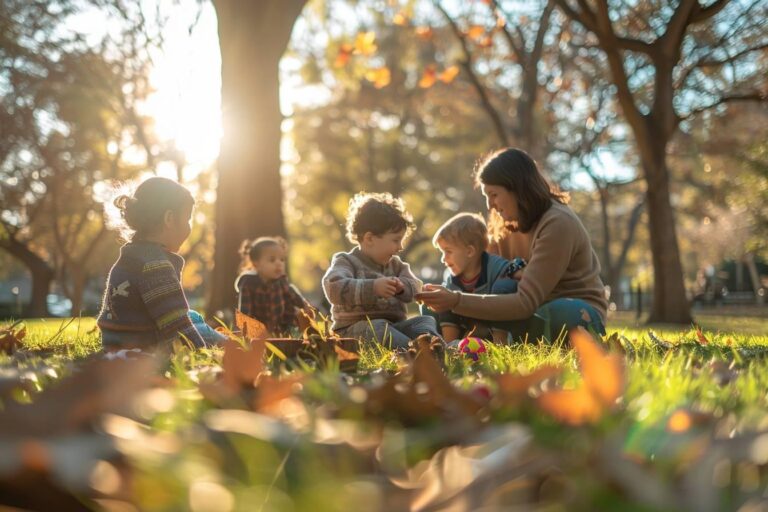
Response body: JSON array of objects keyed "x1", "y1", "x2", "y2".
[{"x1": 1, "y1": 312, "x2": 767, "y2": 511}]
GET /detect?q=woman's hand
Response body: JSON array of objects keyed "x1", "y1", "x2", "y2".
[{"x1": 414, "y1": 284, "x2": 460, "y2": 312}]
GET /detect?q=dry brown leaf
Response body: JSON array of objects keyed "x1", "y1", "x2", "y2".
[
  {"x1": 695, "y1": 325, "x2": 709, "y2": 345},
  {"x1": 234, "y1": 310, "x2": 269, "y2": 339},
  {"x1": 221, "y1": 338, "x2": 266, "y2": 392},
  {"x1": 0, "y1": 321, "x2": 25, "y2": 355}
]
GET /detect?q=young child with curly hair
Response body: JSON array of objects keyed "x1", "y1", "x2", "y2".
[{"x1": 322, "y1": 192, "x2": 440, "y2": 349}]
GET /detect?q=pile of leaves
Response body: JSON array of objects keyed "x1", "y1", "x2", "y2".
[{"x1": 0, "y1": 320, "x2": 767, "y2": 511}]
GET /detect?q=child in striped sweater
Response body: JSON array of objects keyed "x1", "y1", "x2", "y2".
[{"x1": 97, "y1": 177, "x2": 226, "y2": 349}]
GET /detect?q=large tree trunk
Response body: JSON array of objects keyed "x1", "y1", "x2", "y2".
[
  {"x1": 0, "y1": 237, "x2": 53, "y2": 317},
  {"x1": 640, "y1": 142, "x2": 692, "y2": 324},
  {"x1": 208, "y1": 1, "x2": 307, "y2": 315}
]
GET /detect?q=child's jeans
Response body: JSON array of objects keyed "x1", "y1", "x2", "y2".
[
  {"x1": 337, "y1": 315, "x2": 440, "y2": 349},
  {"x1": 188, "y1": 310, "x2": 228, "y2": 345},
  {"x1": 102, "y1": 310, "x2": 226, "y2": 349}
]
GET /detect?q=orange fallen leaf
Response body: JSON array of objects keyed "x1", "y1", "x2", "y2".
[
  {"x1": 695, "y1": 325, "x2": 709, "y2": 345},
  {"x1": 536, "y1": 327, "x2": 625, "y2": 425},
  {"x1": 537, "y1": 387, "x2": 603, "y2": 425},
  {"x1": 235, "y1": 310, "x2": 269, "y2": 339},
  {"x1": 571, "y1": 327, "x2": 625, "y2": 404}
]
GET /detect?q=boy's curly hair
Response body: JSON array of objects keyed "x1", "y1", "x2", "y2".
[{"x1": 345, "y1": 192, "x2": 416, "y2": 244}]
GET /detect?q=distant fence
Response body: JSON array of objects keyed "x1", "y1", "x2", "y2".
[{"x1": 613, "y1": 285, "x2": 766, "y2": 318}]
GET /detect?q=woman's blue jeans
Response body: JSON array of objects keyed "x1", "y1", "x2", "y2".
[{"x1": 487, "y1": 297, "x2": 605, "y2": 343}]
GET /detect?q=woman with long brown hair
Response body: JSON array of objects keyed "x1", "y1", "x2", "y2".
[{"x1": 418, "y1": 148, "x2": 608, "y2": 342}]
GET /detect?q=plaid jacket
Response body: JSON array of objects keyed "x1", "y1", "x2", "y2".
[{"x1": 235, "y1": 272, "x2": 307, "y2": 334}]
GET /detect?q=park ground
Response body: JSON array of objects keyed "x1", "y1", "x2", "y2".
[{"x1": 1, "y1": 312, "x2": 767, "y2": 510}]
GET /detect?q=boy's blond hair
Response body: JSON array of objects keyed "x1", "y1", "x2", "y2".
[{"x1": 432, "y1": 212, "x2": 489, "y2": 252}]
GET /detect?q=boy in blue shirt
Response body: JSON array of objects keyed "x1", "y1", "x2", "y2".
[{"x1": 431, "y1": 213, "x2": 523, "y2": 343}]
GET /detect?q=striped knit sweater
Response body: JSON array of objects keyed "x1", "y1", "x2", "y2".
[
  {"x1": 97, "y1": 241, "x2": 206, "y2": 348},
  {"x1": 322, "y1": 248, "x2": 423, "y2": 331}
]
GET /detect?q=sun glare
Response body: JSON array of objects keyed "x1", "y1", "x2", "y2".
[{"x1": 141, "y1": 3, "x2": 222, "y2": 179}]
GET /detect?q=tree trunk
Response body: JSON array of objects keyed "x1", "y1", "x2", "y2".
[
  {"x1": 0, "y1": 237, "x2": 53, "y2": 317},
  {"x1": 208, "y1": 0, "x2": 307, "y2": 315},
  {"x1": 641, "y1": 143, "x2": 692, "y2": 324}
]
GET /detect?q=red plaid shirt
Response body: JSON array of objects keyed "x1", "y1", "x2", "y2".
[{"x1": 236, "y1": 273, "x2": 307, "y2": 334}]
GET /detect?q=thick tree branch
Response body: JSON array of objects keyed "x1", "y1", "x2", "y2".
[{"x1": 434, "y1": 1, "x2": 510, "y2": 146}]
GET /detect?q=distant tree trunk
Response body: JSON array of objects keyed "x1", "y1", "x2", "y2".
[
  {"x1": 638, "y1": 133, "x2": 692, "y2": 323},
  {"x1": 208, "y1": 0, "x2": 307, "y2": 315},
  {"x1": 0, "y1": 237, "x2": 53, "y2": 317}
]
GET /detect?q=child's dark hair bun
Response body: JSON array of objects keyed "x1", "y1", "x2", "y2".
[{"x1": 107, "y1": 177, "x2": 194, "y2": 242}]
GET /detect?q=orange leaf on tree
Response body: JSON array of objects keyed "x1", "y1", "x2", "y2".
[
  {"x1": 393, "y1": 11, "x2": 408, "y2": 26},
  {"x1": 365, "y1": 66, "x2": 392, "y2": 88},
  {"x1": 415, "y1": 26, "x2": 434, "y2": 40},
  {"x1": 466, "y1": 25, "x2": 486, "y2": 41},
  {"x1": 438, "y1": 65, "x2": 460, "y2": 83},
  {"x1": 334, "y1": 43, "x2": 354, "y2": 68},
  {"x1": 354, "y1": 31, "x2": 377, "y2": 56},
  {"x1": 419, "y1": 65, "x2": 437, "y2": 88}
]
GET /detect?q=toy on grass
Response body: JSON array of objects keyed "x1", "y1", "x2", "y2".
[{"x1": 458, "y1": 336, "x2": 486, "y2": 361}]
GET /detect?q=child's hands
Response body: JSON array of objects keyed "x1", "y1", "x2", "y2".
[
  {"x1": 373, "y1": 277, "x2": 399, "y2": 298},
  {"x1": 392, "y1": 277, "x2": 405, "y2": 295}
]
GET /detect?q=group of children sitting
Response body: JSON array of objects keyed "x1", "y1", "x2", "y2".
[{"x1": 98, "y1": 177, "x2": 526, "y2": 349}]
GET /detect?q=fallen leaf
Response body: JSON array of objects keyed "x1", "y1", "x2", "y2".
[
  {"x1": 536, "y1": 327, "x2": 625, "y2": 425},
  {"x1": 235, "y1": 310, "x2": 269, "y2": 339},
  {"x1": 495, "y1": 365, "x2": 561, "y2": 404},
  {"x1": 571, "y1": 327, "x2": 625, "y2": 405},
  {"x1": 221, "y1": 337, "x2": 266, "y2": 392},
  {"x1": 694, "y1": 325, "x2": 709, "y2": 345},
  {"x1": 0, "y1": 321, "x2": 25, "y2": 355}
]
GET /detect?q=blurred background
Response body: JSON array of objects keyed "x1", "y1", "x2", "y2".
[{"x1": 1, "y1": 0, "x2": 766, "y2": 322}]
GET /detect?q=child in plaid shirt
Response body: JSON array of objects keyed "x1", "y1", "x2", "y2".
[{"x1": 235, "y1": 237, "x2": 313, "y2": 335}]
